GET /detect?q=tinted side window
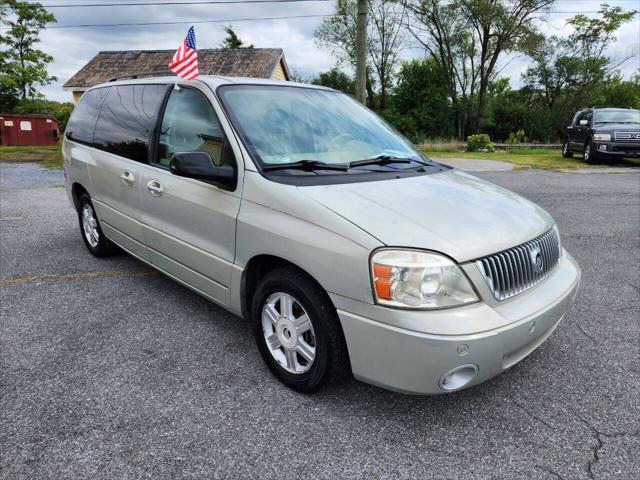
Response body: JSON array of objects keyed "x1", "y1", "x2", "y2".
[
  {"x1": 584, "y1": 110, "x2": 593, "y2": 125},
  {"x1": 572, "y1": 111, "x2": 583, "y2": 126},
  {"x1": 93, "y1": 84, "x2": 166, "y2": 162},
  {"x1": 66, "y1": 88, "x2": 108, "y2": 145},
  {"x1": 157, "y1": 87, "x2": 234, "y2": 168}
]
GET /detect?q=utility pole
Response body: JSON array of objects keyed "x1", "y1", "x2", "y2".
[{"x1": 355, "y1": 0, "x2": 367, "y2": 104}]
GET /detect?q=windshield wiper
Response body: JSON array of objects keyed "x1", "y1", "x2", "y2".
[
  {"x1": 349, "y1": 154, "x2": 427, "y2": 168},
  {"x1": 262, "y1": 160, "x2": 350, "y2": 172}
]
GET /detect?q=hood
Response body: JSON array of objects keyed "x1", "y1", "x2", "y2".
[
  {"x1": 298, "y1": 169, "x2": 554, "y2": 262},
  {"x1": 593, "y1": 123, "x2": 640, "y2": 132}
]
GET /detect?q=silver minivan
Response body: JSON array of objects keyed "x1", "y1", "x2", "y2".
[{"x1": 63, "y1": 76, "x2": 581, "y2": 394}]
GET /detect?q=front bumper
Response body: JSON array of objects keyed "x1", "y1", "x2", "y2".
[
  {"x1": 593, "y1": 141, "x2": 640, "y2": 158},
  {"x1": 332, "y1": 251, "x2": 581, "y2": 394}
]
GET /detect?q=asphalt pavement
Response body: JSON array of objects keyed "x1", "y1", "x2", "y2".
[{"x1": 1, "y1": 161, "x2": 639, "y2": 479}]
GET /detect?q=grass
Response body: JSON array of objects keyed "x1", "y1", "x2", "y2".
[
  {"x1": 2, "y1": 144, "x2": 638, "y2": 171},
  {"x1": 0, "y1": 144, "x2": 62, "y2": 169},
  {"x1": 421, "y1": 147, "x2": 640, "y2": 170}
]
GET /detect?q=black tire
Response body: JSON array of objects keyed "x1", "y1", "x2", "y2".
[
  {"x1": 562, "y1": 137, "x2": 573, "y2": 158},
  {"x1": 77, "y1": 193, "x2": 118, "y2": 257},
  {"x1": 251, "y1": 267, "x2": 350, "y2": 393},
  {"x1": 583, "y1": 139, "x2": 598, "y2": 163}
]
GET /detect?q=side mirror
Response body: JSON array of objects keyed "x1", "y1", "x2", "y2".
[
  {"x1": 170, "y1": 151, "x2": 236, "y2": 190},
  {"x1": 579, "y1": 119, "x2": 588, "y2": 126}
]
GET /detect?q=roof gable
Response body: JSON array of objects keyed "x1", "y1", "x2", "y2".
[{"x1": 64, "y1": 48, "x2": 289, "y2": 89}]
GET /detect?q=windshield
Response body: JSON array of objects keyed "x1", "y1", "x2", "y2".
[
  {"x1": 594, "y1": 109, "x2": 640, "y2": 124},
  {"x1": 218, "y1": 85, "x2": 421, "y2": 167}
]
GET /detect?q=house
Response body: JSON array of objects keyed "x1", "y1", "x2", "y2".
[{"x1": 63, "y1": 48, "x2": 290, "y2": 103}]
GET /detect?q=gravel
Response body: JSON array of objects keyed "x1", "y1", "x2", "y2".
[{"x1": 1, "y1": 162, "x2": 638, "y2": 479}]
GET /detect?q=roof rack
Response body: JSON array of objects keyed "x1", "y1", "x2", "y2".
[{"x1": 107, "y1": 70, "x2": 174, "y2": 82}]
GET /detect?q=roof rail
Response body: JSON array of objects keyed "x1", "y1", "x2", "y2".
[
  {"x1": 590, "y1": 106, "x2": 634, "y2": 109},
  {"x1": 107, "y1": 70, "x2": 173, "y2": 82}
]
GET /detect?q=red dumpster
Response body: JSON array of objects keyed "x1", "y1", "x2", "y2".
[{"x1": 0, "y1": 113, "x2": 60, "y2": 146}]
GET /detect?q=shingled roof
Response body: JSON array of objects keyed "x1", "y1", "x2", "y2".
[{"x1": 63, "y1": 48, "x2": 290, "y2": 89}]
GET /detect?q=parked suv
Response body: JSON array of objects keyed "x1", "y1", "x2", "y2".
[
  {"x1": 63, "y1": 77, "x2": 581, "y2": 394},
  {"x1": 562, "y1": 107, "x2": 640, "y2": 162}
]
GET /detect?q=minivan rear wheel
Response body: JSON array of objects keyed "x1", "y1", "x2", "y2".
[
  {"x1": 251, "y1": 267, "x2": 349, "y2": 392},
  {"x1": 77, "y1": 193, "x2": 118, "y2": 257}
]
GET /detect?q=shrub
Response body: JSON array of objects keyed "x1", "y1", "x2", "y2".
[
  {"x1": 506, "y1": 129, "x2": 528, "y2": 144},
  {"x1": 13, "y1": 98, "x2": 74, "y2": 131},
  {"x1": 466, "y1": 134, "x2": 495, "y2": 152}
]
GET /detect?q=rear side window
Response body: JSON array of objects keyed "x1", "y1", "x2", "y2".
[
  {"x1": 93, "y1": 84, "x2": 166, "y2": 162},
  {"x1": 66, "y1": 88, "x2": 108, "y2": 145}
]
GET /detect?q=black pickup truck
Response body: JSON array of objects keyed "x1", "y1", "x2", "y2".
[{"x1": 562, "y1": 107, "x2": 640, "y2": 162}]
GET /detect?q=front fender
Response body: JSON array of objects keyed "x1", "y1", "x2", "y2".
[{"x1": 234, "y1": 171, "x2": 382, "y2": 305}]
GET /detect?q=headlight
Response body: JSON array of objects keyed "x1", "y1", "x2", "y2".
[
  {"x1": 593, "y1": 133, "x2": 611, "y2": 141},
  {"x1": 371, "y1": 249, "x2": 479, "y2": 309}
]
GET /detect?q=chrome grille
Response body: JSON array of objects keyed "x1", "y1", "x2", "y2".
[
  {"x1": 476, "y1": 228, "x2": 561, "y2": 301},
  {"x1": 614, "y1": 131, "x2": 640, "y2": 142}
]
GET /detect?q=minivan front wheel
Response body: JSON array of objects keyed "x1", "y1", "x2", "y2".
[
  {"x1": 252, "y1": 267, "x2": 349, "y2": 392},
  {"x1": 77, "y1": 193, "x2": 118, "y2": 257}
]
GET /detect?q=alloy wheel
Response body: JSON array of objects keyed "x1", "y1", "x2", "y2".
[
  {"x1": 584, "y1": 141, "x2": 591, "y2": 161},
  {"x1": 82, "y1": 204, "x2": 100, "y2": 248},
  {"x1": 261, "y1": 292, "x2": 316, "y2": 374}
]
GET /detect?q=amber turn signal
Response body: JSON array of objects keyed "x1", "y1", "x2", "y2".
[{"x1": 373, "y1": 263, "x2": 393, "y2": 300}]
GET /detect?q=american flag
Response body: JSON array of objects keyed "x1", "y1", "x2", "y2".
[{"x1": 168, "y1": 26, "x2": 199, "y2": 80}]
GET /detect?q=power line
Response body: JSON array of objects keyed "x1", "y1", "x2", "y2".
[
  {"x1": 2, "y1": 1, "x2": 635, "y2": 13},
  {"x1": 33, "y1": 0, "x2": 333, "y2": 7},
  {"x1": 41, "y1": 12, "x2": 334, "y2": 28}
]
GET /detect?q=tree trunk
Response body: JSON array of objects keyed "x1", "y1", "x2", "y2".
[
  {"x1": 476, "y1": 81, "x2": 488, "y2": 132},
  {"x1": 365, "y1": 69, "x2": 375, "y2": 109},
  {"x1": 355, "y1": 0, "x2": 368, "y2": 104}
]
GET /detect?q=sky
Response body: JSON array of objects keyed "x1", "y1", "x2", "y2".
[{"x1": 5, "y1": 0, "x2": 640, "y2": 102}]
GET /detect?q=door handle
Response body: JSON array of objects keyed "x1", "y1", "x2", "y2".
[
  {"x1": 120, "y1": 171, "x2": 135, "y2": 186},
  {"x1": 147, "y1": 180, "x2": 163, "y2": 197}
]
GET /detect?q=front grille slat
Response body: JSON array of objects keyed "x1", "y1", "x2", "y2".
[
  {"x1": 508, "y1": 250, "x2": 519, "y2": 295},
  {"x1": 475, "y1": 228, "x2": 561, "y2": 301},
  {"x1": 487, "y1": 258, "x2": 502, "y2": 291},
  {"x1": 540, "y1": 235, "x2": 550, "y2": 273},
  {"x1": 614, "y1": 131, "x2": 640, "y2": 143},
  {"x1": 500, "y1": 254, "x2": 511, "y2": 296},
  {"x1": 517, "y1": 246, "x2": 531, "y2": 288},
  {"x1": 495, "y1": 255, "x2": 507, "y2": 296}
]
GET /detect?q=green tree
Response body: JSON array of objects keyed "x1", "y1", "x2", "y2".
[
  {"x1": 0, "y1": 0, "x2": 56, "y2": 101},
  {"x1": 311, "y1": 68, "x2": 356, "y2": 95},
  {"x1": 383, "y1": 58, "x2": 454, "y2": 141},
  {"x1": 315, "y1": 0, "x2": 406, "y2": 110},
  {"x1": 220, "y1": 25, "x2": 253, "y2": 49},
  {"x1": 523, "y1": 5, "x2": 637, "y2": 137},
  {"x1": 596, "y1": 73, "x2": 640, "y2": 110},
  {"x1": 14, "y1": 98, "x2": 74, "y2": 130},
  {"x1": 404, "y1": 0, "x2": 554, "y2": 137},
  {"x1": 484, "y1": 84, "x2": 555, "y2": 142}
]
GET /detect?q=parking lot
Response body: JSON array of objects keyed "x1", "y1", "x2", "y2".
[{"x1": 1, "y1": 161, "x2": 638, "y2": 479}]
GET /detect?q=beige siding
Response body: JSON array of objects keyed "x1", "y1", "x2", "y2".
[
  {"x1": 72, "y1": 91, "x2": 84, "y2": 104},
  {"x1": 271, "y1": 61, "x2": 288, "y2": 81}
]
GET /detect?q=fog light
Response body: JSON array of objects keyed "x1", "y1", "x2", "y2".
[
  {"x1": 598, "y1": 144, "x2": 607, "y2": 151},
  {"x1": 439, "y1": 364, "x2": 478, "y2": 391}
]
